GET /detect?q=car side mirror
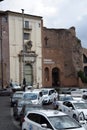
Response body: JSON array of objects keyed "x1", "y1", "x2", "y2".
[
  {"x1": 41, "y1": 123, "x2": 47, "y2": 128},
  {"x1": 70, "y1": 107, "x2": 74, "y2": 110},
  {"x1": 41, "y1": 124, "x2": 52, "y2": 130}
]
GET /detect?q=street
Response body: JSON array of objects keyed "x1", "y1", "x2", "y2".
[{"x1": 0, "y1": 96, "x2": 21, "y2": 130}]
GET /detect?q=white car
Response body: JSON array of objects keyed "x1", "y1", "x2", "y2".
[
  {"x1": 58, "y1": 100, "x2": 87, "y2": 121},
  {"x1": 40, "y1": 88, "x2": 58, "y2": 104},
  {"x1": 22, "y1": 90, "x2": 43, "y2": 105},
  {"x1": 10, "y1": 82, "x2": 22, "y2": 91},
  {"x1": 58, "y1": 94, "x2": 74, "y2": 101},
  {"x1": 22, "y1": 109, "x2": 86, "y2": 130}
]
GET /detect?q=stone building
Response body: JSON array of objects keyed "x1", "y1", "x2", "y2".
[
  {"x1": 42, "y1": 27, "x2": 83, "y2": 87},
  {"x1": 0, "y1": 10, "x2": 86, "y2": 89},
  {"x1": 83, "y1": 48, "x2": 87, "y2": 77},
  {"x1": 0, "y1": 10, "x2": 43, "y2": 88},
  {"x1": 0, "y1": 11, "x2": 9, "y2": 88}
]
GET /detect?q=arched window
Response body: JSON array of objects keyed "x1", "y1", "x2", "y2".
[
  {"x1": 44, "y1": 67, "x2": 49, "y2": 81},
  {"x1": 83, "y1": 54, "x2": 87, "y2": 63}
]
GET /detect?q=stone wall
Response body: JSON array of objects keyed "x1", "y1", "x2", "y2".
[{"x1": 42, "y1": 26, "x2": 83, "y2": 87}]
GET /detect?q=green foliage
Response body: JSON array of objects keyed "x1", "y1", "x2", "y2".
[{"x1": 78, "y1": 70, "x2": 87, "y2": 83}]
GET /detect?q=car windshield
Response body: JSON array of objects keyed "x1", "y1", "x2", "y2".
[
  {"x1": 74, "y1": 102, "x2": 87, "y2": 109},
  {"x1": 13, "y1": 83, "x2": 18, "y2": 86},
  {"x1": 23, "y1": 93, "x2": 38, "y2": 100},
  {"x1": 13, "y1": 93, "x2": 23, "y2": 98},
  {"x1": 18, "y1": 100, "x2": 32, "y2": 107},
  {"x1": 42, "y1": 90, "x2": 48, "y2": 95},
  {"x1": 48, "y1": 115, "x2": 81, "y2": 129},
  {"x1": 59, "y1": 96, "x2": 73, "y2": 101}
]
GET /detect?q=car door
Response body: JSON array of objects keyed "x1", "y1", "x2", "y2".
[
  {"x1": 63, "y1": 101, "x2": 78, "y2": 120},
  {"x1": 26, "y1": 113, "x2": 41, "y2": 130},
  {"x1": 59, "y1": 101, "x2": 73, "y2": 117},
  {"x1": 39, "y1": 114, "x2": 53, "y2": 130},
  {"x1": 27, "y1": 113, "x2": 53, "y2": 130}
]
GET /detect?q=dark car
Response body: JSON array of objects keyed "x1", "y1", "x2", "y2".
[
  {"x1": 0, "y1": 87, "x2": 12, "y2": 96},
  {"x1": 19, "y1": 104, "x2": 43, "y2": 126},
  {"x1": 13, "y1": 99, "x2": 32, "y2": 120}
]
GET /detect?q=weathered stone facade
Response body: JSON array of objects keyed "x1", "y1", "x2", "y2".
[
  {"x1": 42, "y1": 27, "x2": 83, "y2": 87},
  {"x1": 0, "y1": 12, "x2": 10, "y2": 88}
]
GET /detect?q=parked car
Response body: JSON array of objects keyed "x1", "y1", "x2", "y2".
[
  {"x1": 20, "y1": 104, "x2": 43, "y2": 126},
  {"x1": 13, "y1": 99, "x2": 32, "y2": 120},
  {"x1": 10, "y1": 91, "x2": 24, "y2": 107},
  {"x1": 58, "y1": 100, "x2": 87, "y2": 121},
  {"x1": 40, "y1": 88, "x2": 58, "y2": 104},
  {"x1": 58, "y1": 94, "x2": 73, "y2": 101},
  {"x1": 10, "y1": 82, "x2": 22, "y2": 92},
  {"x1": 22, "y1": 109, "x2": 86, "y2": 130},
  {"x1": 0, "y1": 87, "x2": 12, "y2": 96},
  {"x1": 22, "y1": 90, "x2": 43, "y2": 104}
]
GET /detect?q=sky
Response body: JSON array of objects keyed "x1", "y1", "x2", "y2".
[{"x1": 0, "y1": 0, "x2": 87, "y2": 48}]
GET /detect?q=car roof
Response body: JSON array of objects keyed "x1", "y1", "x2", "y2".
[
  {"x1": 27, "y1": 109, "x2": 67, "y2": 117},
  {"x1": 24, "y1": 90, "x2": 40, "y2": 94}
]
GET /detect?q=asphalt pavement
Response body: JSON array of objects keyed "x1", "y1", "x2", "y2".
[{"x1": 0, "y1": 96, "x2": 21, "y2": 130}]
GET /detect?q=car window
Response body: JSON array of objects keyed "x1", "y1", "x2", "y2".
[
  {"x1": 40, "y1": 115, "x2": 53, "y2": 129},
  {"x1": 63, "y1": 101, "x2": 69, "y2": 106},
  {"x1": 27, "y1": 113, "x2": 40, "y2": 124},
  {"x1": 74, "y1": 102, "x2": 87, "y2": 109},
  {"x1": 27, "y1": 113, "x2": 53, "y2": 129},
  {"x1": 48, "y1": 115, "x2": 81, "y2": 129},
  {"x1": 23, "y1": 93, "x2": 38, "y2": 100},
  {"x1": 63, "y1": 101, "x2": 74, "y2": 109},
  {"x1": 49, "y1": 90, "x2": 55, "y2": 95}
]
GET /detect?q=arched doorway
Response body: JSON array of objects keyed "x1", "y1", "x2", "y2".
[
  {"x1": 25, "y1": 63, "x2": 33, "y2": 85},
  {"x1": 84, "y1": 66, "x2": 87, "y2": 77},
  {"x1": 52, "y1": 67, "x2": 60, "y2": 87}
]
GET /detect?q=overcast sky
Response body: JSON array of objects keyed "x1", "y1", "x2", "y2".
[{"x1": 0, "y1": 0, "x2": 87, "y2": 48}]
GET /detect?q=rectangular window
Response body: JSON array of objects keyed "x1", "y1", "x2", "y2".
[
  {"x1": 24, "y1": 33, "x2": 30, "y2": 40},
  {"x1": 2, "y1": 16, "x2": 8, "y2": 23},
  {"x1": 24, "y1": 21, "x2": 29, "y2": 28}
]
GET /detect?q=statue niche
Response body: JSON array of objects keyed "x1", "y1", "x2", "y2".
[{"x1": 25, "y1": 40, "x2": 32, "y2": 52}]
